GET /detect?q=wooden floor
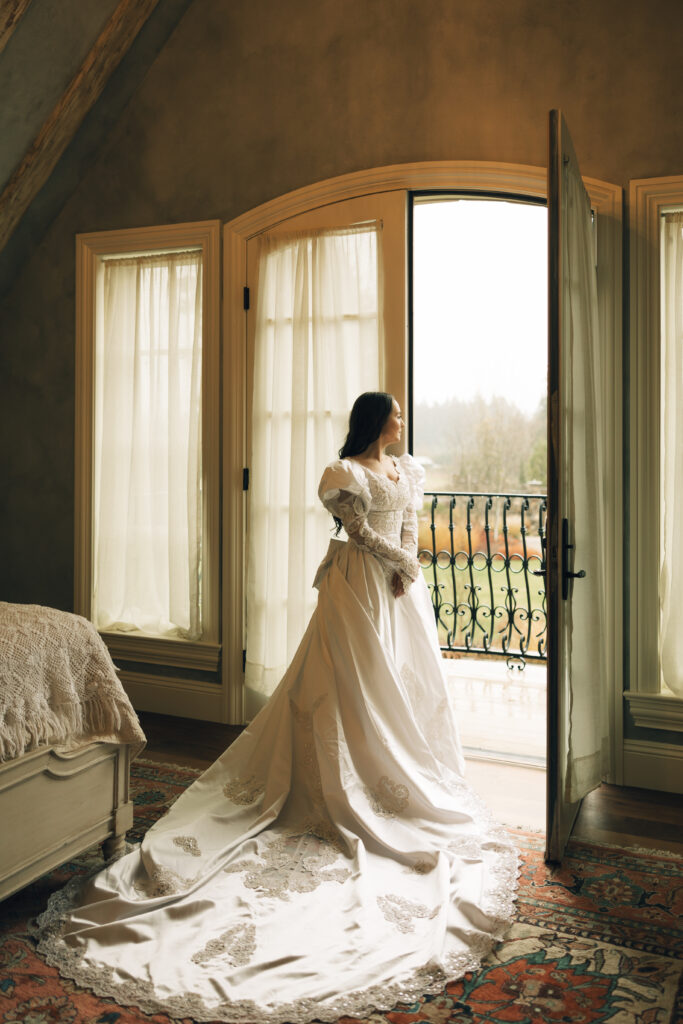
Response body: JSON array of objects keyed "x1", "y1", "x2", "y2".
[{"x1": 137, "y1": 711, "x2": 683, "y2": 856}]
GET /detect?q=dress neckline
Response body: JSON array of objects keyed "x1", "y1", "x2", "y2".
[{"x1": 348, "y1": 454, "x2": 401, "y2": 485}]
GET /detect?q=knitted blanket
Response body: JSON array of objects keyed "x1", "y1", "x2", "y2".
[{"x1": 0, "y1": 602, "x2": 145, "y2": 762}]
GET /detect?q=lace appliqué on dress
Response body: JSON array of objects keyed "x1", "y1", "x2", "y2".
[
  {"x1": 403, "y1": 858, "x2": 436, "y2": 874},
  {"x1": 377, "y1": 894, "x2": 439, "y2": 933},
  {"x1": 192, "y1": 923, "x2": 257, "y2": 967},
  {"x1": 223, "y1": 775, "x2": 265, "y2": 805},
  {"x1": 173, "y1": 835, "x2": 201, "y2": 857},
  {"x1": 365, "y1": 776, "x2": 409, "y2": 818},
  {"x1": 224, "y1": 831, "x2": 351, "y2": 901},
  {"x1": 133, "y1": 864, "x2": 197, "y2": 898},
  {"x1": 447, "y1": 835, "x2": 483, "y2": 860}
]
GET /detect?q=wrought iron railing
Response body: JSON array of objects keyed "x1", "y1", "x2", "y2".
[{"x1": 419, "y1": 491, "x2": 547, "y2": 668}]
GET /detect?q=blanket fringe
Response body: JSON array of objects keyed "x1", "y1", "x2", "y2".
[{"x1": 0, "y1": 692, "x2": 137, "y2": 762}]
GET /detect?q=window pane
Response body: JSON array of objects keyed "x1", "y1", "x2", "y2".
[
  {"x1": 659, "y1": 210, "x2": 683, "y2": 697},
  {"x1": 93, "y1": 249, "x2": 203, "y2": 639}
]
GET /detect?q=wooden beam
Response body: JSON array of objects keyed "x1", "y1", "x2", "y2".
[
  {"x1": 0, "y1": 0, "x2": 32, "y2": 56},
  {"x1": 0, "y1": 0, "x2": 159, "y2": 253}
]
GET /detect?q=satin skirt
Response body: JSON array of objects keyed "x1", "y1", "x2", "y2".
[{"x1": 35, "y1": 543, "x2": 518, "y2": 1024}]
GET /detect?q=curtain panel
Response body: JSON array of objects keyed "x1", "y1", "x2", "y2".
[
  {"x1": 660, "y1": 212, "x2": 683, "y2": 697},
  {"x1": 93, "y1": 249, "x2": 203, "y2": 639},
  {"x1": 562, "y1": 169, "x2": 610, "y2": 802}
]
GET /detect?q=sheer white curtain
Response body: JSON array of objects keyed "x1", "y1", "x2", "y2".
[
  {"x1": 245, "y1": 226, "x2": 382, "y2": 717},
  {"x1": 660, "y1": 212, "x2": 683, "y2": 697},
  {"x1": 93, "y1": 249, "x2": 203, "y2": 639},
  {"x1": 563, "y1": 169, "x2": 610, "y2": 802}
]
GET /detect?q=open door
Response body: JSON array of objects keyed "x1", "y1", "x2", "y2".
[{"x1": 546, "y1": 110, "x2": 608, "y2": 862}]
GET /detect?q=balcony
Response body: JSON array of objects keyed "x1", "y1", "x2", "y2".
[
  {"x1": 419, "y1": 490, "x2": 547, "y2": 666},
  {"x1": 419, "y1": 491, "x2": 547, "y2": 767}
]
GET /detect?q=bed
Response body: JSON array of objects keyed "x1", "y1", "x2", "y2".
[{"x1": 0, "y1": 602, "x2": 145, "y2": 902}]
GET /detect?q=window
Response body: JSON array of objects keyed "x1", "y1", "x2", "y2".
[
  {"x1": 75, "y1": 221, "x2": 221, "y2": 712},
  {"x1": 627, "y1": 175, "x2": 683, "y2": 731},
  {"x1": 660, "y1": 209, "x2": 683, "y2": 700},
  {"x1": 93, "y1": 248, "x2": 203, "y2": 638}
]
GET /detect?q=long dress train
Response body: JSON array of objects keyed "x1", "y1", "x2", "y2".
[{"x1": 34, "y1": 453, "x2": 518, "y2": 1024}]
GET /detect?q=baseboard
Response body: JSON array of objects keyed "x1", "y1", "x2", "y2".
[
  {"x1": 623, "y1": 739, "x2": 683, "y2": 794},
  {"x1": 120, "y1": 671, "x2": 226, "y2": 722}
]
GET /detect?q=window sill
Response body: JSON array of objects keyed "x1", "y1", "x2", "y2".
[
  {"x1": 101, "y1": 632, "x2": 220, "y2": 672},
  {"x1": 623, "y1": 690, "x2": 683, "y2": 732}
]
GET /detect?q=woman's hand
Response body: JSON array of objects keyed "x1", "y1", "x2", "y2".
[{"x1": 391, "y1": 572, "x2": 405, "y2": 598}]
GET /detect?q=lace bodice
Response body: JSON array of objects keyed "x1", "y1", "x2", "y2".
[
  {"x1": 318, "y1": 453, "x2": 425, "y2": 591},
  {"x1": 363, "y1": 467, "x2": 410, "y2": 544}
]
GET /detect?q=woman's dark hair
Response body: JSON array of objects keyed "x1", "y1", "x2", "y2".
[
  {"x1": 339, "y1": 391, "x2": 393, "y2": 459},
  {"x1": 331, "y1": 391, "x2": 394, "y2": 534}
]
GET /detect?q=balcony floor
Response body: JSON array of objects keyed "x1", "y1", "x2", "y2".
[{"x1": 443, "y1": 654, "x2": 547, "y2": 765}]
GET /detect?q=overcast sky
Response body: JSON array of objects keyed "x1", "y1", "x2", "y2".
[{"x1": 413, "y1": 198, "x2": 547, "y2": 416}]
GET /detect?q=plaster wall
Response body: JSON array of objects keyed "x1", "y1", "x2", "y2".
[{"x1": 1, "y1": 0, "x2": 682, "y2": 611}]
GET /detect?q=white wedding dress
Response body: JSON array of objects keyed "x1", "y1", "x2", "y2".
[{"x1": 35, "y1": 453, "x2": 518, "y2": 1024}]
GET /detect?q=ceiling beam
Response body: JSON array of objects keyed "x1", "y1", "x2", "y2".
[
  {"x1": 0, "y1": 0, "x2": 33, "y2": 56},
  {"x1": 0, "y1": 0, "x2": 159, "y2": 254}
]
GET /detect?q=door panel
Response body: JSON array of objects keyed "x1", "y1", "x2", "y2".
[
  {"x1": 546, "y1": 110, "x2": 607, "y2": 862},
  {"x1": 242, "y1": 193, "x2": 406, "y2": 719}
]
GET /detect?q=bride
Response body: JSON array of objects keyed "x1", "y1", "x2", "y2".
[{"x1": 35, "y1": 392, "x2": 518, "y2": 1024}]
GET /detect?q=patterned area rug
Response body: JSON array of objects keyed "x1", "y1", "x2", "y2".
[{"x1": 1, "y1": 758, "x2": 681, "y2": 1024}]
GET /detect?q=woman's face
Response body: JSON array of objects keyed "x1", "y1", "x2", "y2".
[{"x1": 382, "y1": 399, "x2": 403, "y2": 446}]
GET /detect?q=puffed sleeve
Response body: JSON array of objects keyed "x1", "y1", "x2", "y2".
[
  {"x1": 398, "y1": 453, "x2": 426, "y2": 558},
  {"x1": 318, "y1": 458, "x2": 421, "y2": 592},
  {"x1": 318, "y1": 459, "x2": 372, "y2": 522}
]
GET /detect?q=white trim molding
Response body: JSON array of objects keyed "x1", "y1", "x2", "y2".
[
  {"x1": 623, "y1": 738, "x2": 683, "y2": 794},
  {"x1": 119, "y1": 671, "x2": 225, "y2": 722},
  {"x1": 102, "y1": 634, "x2": 220, "y2": 672},
  {"x1": 74, "y1": 220, "x2": 223, "y2": 710},
  {"x1": 624, "y1": 691, "x2": 683, "y2": 732}
]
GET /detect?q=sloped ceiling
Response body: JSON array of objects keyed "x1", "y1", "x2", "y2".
[
  {"x1": 0, "y1": 0, "x2": 121, "y2": 190},
  {"x1": 0, "y1": 0, "x2": 193, "y2": 296}
]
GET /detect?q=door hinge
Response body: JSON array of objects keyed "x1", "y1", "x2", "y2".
[
  {"x1": 242, "y1": 467, "x2": 249, "y2": 491},
  {"x1": 242, "y1": 649, "x2": 247, "y2": 672},
  {"x1": 243, "y1": 286, "x2": 250, "y2": 310}
]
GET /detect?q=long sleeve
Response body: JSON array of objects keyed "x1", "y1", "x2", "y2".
[
  {"x1": 401, "y1": 506, "x2": 419, "y2": 558},
  {"x1": 332, "y1": 488, "x2": 421, "y2": 591},
  {"x1": 398, "y1": 453, "x2": 426, "y2": 560},
  {"x1": 318, "y1": 460, "x2": 421, "y2": 592}
]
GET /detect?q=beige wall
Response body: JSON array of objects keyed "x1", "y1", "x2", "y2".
[{"x1": 2, "y1": 0, "x2": 682, "y2": 608}]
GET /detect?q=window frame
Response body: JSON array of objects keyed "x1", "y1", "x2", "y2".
[
  {"x1": 75, "y1": 220, "x2": 222, "y2": 710},
  {"x1": 627, "y1": 175, "x2": 683, "y2": 730}
]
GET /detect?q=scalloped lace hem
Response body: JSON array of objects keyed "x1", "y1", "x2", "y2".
[{"x1": 30, "y1": 837, "x2": 519, "y2": 1024}]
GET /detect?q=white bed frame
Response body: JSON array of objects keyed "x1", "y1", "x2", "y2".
[{"x1": 0, "y1": 741, "x2": 134, "y2": 902}]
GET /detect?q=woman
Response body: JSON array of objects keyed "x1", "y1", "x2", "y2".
[{"x1": 35, "y1": 393, "x2": 517, "y2": 1023}]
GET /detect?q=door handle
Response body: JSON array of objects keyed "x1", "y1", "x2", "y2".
[{"x1": 562, "y1": 517, "x2": 586, "y2": 600}]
